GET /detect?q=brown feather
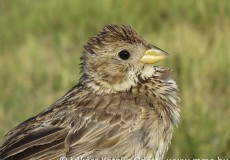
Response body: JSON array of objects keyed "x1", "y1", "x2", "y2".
[{"x1": 0, "y1": 24, "x2": 180, "y2": 160}]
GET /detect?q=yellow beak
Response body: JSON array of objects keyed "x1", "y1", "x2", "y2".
[{"x1": 140, "y1": 49, "x2": 169, "y2": 64}]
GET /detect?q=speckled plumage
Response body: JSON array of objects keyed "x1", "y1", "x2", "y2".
[{"x1": 0, "y1": 24, "x2": 180, "y2": 160}]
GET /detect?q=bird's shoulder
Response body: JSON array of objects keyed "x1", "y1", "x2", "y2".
[{"x1": 0, "y1": 85, "x2": 152, "y2": 159}]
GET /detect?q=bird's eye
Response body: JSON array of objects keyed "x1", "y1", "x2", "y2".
[{"x1": 118, "y1": 50, "x2": 130, "y2": 60}]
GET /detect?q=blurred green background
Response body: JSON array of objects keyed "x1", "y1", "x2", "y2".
[{"x1": 0, "y1": 0, "x2": 230, "y2": 158}]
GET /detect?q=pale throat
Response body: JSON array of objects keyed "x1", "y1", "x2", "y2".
[{"x1": 85, "y1": 65, "x2": 164, "y2": 93}]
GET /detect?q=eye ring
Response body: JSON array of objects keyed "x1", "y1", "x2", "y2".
[{"x1": 118, "y1": 50, "x2": 130, "y2": 60}]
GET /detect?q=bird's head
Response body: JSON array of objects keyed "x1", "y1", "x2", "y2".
[{"x1": 81, "y1": 24, "x2": 170, "y2": 93}]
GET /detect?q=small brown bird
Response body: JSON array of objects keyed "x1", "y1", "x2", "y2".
[{"x1": 0, "y1": 24, "x2": 180, "y2": 160}]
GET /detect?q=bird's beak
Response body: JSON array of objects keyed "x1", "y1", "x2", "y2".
[{"x1": 140, "y1": 48, "x2": 169, "y2": 64}]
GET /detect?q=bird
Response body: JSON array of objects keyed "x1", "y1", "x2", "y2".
[{"x1": 0, "y1": 24, "x2": 180, "y2": 160}]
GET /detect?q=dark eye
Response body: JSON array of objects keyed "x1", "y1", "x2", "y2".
[{"x1": 118, "y1": 50, "x2": 130, "y2": 60}]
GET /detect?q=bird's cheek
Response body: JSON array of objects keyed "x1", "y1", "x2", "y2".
[{"x1": 97, "y1": 65, "x2": 128, "y2": 85}]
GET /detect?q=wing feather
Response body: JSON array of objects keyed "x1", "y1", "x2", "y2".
[{"x1": 0, "y1": 91, "x2": 142, "y2": 159}]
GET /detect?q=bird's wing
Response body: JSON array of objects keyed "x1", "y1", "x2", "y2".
[
  {"x1": 64, "y1": 95, "x2": 142, "y2": 158},
  {"x1": 0, "y1": 91, "x2": 143, "y2": 159}
]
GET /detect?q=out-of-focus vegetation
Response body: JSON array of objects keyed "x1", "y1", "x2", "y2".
[{"x1": 0, "y1": 0, "x2": 229, "y2": 158}]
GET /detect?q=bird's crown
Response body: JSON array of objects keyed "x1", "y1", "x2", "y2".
[{"x1": 84, "y1": 24, "x2": 147, "y2": 54}]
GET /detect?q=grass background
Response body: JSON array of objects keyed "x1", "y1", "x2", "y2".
[{"x1": 0, "y1": 0, "x2": 230, "y2": 158}]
